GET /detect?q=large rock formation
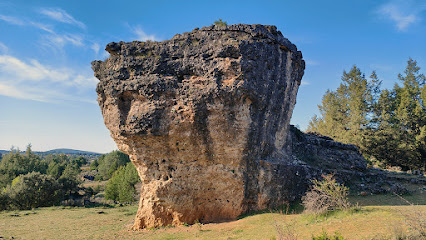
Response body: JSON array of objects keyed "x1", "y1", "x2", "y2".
[{"x1": 92, "y1": 24, "x2": 366, "y2": 229}]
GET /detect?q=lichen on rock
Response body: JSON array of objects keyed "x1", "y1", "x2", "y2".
[{"x1": 92, "y1": 24, "x2": 366, "y2": 229}]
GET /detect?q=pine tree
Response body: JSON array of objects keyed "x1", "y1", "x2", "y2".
[
  {"x1": 105, "y1": 162, "x2": 139, "y2": 203},
  {"x1": 96, "y1": 151, "x2": 130, "y2": 180},
  {"x1": 308, "y1": 90, "x2": 346, "y2": 139},
  {"x1": 309, "y1": 59, "x2": 426, "y2": 170},
  {"x1": 392, "y1": 59, "x2": 426, "y2": 169},
  {"x1": 367, "y1": 71, "x2": 382, "y2": 127},
  {"x1": 308, "y1": 66, "x2": 374, "y2": 150}
]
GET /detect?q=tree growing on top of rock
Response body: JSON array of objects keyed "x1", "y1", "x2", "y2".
[{"x1": 213, "y1": 19, "x2": 227, "y2": 26}]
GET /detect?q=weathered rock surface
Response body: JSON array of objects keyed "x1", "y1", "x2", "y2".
[{"x1": 92, "y1": 24, "x2": 366, "y2": 229}]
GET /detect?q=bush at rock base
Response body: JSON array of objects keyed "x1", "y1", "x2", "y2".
[{"x1": 302, "y1": 174, "x2": 350, "y2": 215}]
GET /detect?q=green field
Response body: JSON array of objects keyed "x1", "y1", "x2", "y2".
[{"x1": 1, "y1": 191, "x2": 425, "y2": 240}]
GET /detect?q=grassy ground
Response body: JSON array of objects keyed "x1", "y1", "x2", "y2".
[{"x1": 0, "y1": 191, "x2": 425, "y2": 240}]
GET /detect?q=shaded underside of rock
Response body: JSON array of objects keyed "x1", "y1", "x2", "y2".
[{"x1": 92, "y1": 24, "x2": 366, "y2": 229}]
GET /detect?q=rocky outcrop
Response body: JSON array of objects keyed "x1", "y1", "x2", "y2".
[
  {"x1": 290, "y1": 127, "x2": 367, "y2": 171},
  {"x1": 92, "y1": 24, "x2": 366, "y2": 229}
]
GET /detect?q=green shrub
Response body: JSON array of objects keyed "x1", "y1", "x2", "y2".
[
  {"x1": 90, "y1": 159, "x2": 99, "y2": 170},
  {"x1": 5, "y1": 172, "x2": 62, "y2": 210},
  {"x1": 312, "y1": 230, "x2": 344, "y2": 240},
  {"x1": 0, "y1": 190, "x2": 9, "y2": 211},
  {"x1": 213, "y1": 19, "x2": 227, "y2": 26},
  {"x1": 73, "y1": 156, "x2": 87, "y2": 167},
  {"x1": 302, "y1": 174, "x2": 350, "y2": 215},
  {"x1": 105, "y1": 162, "x2": 140, "y2": 203},
  {"x1": 46, "y1": 161, "x2": 65, "y2": 179},
  {"x1": 57, "y1": 175, "x2": 79, "y2": 199}
]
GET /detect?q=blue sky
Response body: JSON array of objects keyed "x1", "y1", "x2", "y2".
[{"x1": 0, "y1": 0, "x2": 425, "y2": 153}]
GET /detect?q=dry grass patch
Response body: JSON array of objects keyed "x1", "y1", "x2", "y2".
[{"x1": 0, "y1": 192, "x2": 425, "y2": 239}]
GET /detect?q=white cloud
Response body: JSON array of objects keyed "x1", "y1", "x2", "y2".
[
  {"x1": 91, "y1": 42, "x2": 100, "y2": 55},
  {"x1": 301, "y1": 80, "x2": 310, "y2": 86},
  {"x1": 0, "y1": 82, "x2": 49, "y2": 102},
  {"x1": 377, "y1": 0, "x2": 426, "y2": 31},
  {"x1": 39, "y1": 8, "x2": 86, "y2": 29},
  {"x1": 41, "y1": 33, "x2": 85, "y2": 51},
  {"x1": 71, "y1": 74, "x2": 98, "y2": 88},
  {"x1": 378, "y1": 4, "x2": 417, "y2": 31},
  {"x1": 0, "y1": 55, "x2": 67, "y2": 82},
  {"x1": 0, "y1": 14, "x2": 54, "y2": 33},
  {"x1": 63, "y1": 34, "x2": 84, "y2": 46},
  {"x1": 29, "y1": 21, "x2": 54, "y2": 33},
  {"x1": 0, "y1": 12, "x2": 87, "y2": 53},
  {"x1": 0, "y1": 14, "x2": 25, "y2": 25},
  {"x1": 0, "y1": 54, "x2": 97, "y2": 103},
  {"x1": 131, "y1": 25, "x2": 158, "y2": 41},
  {"x1": 305, "y1": 59, "x2": 319, "y2": 66},
  {"x1": 0, "y1": 42, "x2": 8, "y2": 53}
]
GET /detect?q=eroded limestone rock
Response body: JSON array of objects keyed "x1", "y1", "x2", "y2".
[{"x1": 92, "y1": 24, "x2": 365, "y2": 229}]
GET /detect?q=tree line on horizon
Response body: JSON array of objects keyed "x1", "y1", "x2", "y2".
[{"x1": 308, "y1": 58, "x2": 426, "y2": 171}]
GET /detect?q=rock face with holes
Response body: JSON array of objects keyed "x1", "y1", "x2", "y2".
[{"x1": 92, "y1": 24, "x2": 365, "y2": 229}]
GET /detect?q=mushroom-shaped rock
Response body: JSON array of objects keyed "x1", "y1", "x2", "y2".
[{"x1": 93, "y1": 24, "x2": 362, "y2": 229}]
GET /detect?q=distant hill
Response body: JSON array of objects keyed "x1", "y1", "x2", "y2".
[
  {"x1": 43, "y1": 148, "x2": 101, "y2": 155},
  {"x1": 0, "y1": 150, "x2": 9, "y2": 155},
  {"x1": 0, "y1": 148, "x2": 102, "y2": 156}
]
